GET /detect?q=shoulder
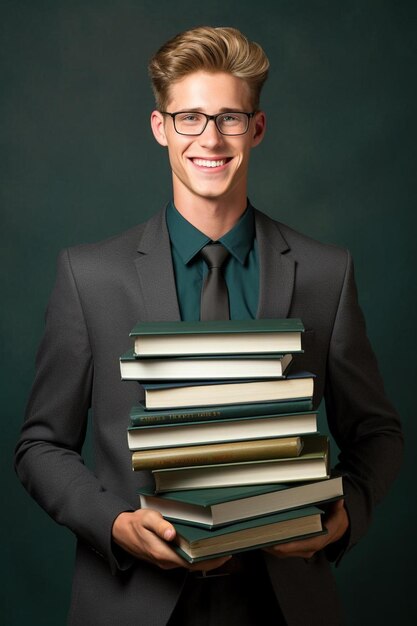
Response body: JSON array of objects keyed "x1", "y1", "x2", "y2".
[
  {"x1": 59, "y1": 209, "x2": 165, "y2": 276},
  {"x1": 254, "y1": 208, "x2": 350, "y2": 270}
]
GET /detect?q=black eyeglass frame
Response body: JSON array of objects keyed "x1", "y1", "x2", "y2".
[{"x1": 159, "y1": 110, "x2": 256, "y2": 136}]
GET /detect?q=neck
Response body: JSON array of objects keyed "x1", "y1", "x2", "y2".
[{"x1": 173, "y1": 188, "x2": 247, "y2": 241}]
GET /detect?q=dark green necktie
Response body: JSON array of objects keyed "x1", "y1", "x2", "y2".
[{"x1": 200, "y1": 243, "x2": 230, "y2": 320}]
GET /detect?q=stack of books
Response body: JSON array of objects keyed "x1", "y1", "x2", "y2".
[{"x1": 119, "y1": 319, "x2": 343, "y2": 563}]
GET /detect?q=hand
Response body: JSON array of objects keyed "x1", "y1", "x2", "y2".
[
  {"x1": 112, "y1": 508, "x2": 231, "y2": 572},
  {"x1": 263, "y1": 499, "x2": 349, "y2": 559}
]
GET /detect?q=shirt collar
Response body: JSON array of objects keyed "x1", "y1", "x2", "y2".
[
  {"x1": 166, "y1": 200, "x2": 255, "y2": 266},
  {"x1": 166, "y1": 201, "x2": 210, "y2": 264},
  {"x1": 219, "y1": 202, "x2": 255, "y2": 265}
]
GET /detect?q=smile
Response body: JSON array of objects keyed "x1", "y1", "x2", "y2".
[{"x1": 191, "y1": 158, "x2": 230, "y2": 168}]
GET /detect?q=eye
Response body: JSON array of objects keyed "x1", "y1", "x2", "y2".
[
  {"x1": 219, "y1": 113, "x2": 242, "y2": 125},
  {"x1": 177, "y1": 112, "x2": 203, "y2": 124}
]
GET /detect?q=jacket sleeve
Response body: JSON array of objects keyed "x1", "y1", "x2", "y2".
[
  {"x1": 324, "y1": 250, "x2": 403, "y2": 562},
  {"x1": 14, "y1": 249, "x2": 134, "y2": 574}
]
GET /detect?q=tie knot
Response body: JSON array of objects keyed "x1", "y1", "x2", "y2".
[{"x1": 200, "y1": 243, "x2": 229, "y2": 270}]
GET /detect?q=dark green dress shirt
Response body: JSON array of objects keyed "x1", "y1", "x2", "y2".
[{"x1": 166, "y1": 201, "x2": 259, "y2": 322}]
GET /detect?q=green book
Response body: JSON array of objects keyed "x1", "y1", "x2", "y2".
[
  {"x1": 129, "y1": 399, "x2": 313, "y2": 427},
  {"x1": 129, "y1": 318, "x2": 304, "y2": 357},
  {"x1": 127, "y1": 411, "x2": 318, "y2": 450},
  {"x1": 171, "y1": 506, "x2": 326, "y2": 563},
  {"x1": 141, "y1": 372, "x2": 314, "y2": 410},
  {"x1": 120, "y1": 350, "x2": 293, "y2": 381},
  {"x1": 139, "y1": 474, "x2": 343, "y2": 528},
  {"x1": 153, "y1": 435, "x2": 329, "y2": 492}
]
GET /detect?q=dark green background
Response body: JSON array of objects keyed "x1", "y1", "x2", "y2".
[{"x1": 2, "y1": 1, "x2": 416, "y2": 624}]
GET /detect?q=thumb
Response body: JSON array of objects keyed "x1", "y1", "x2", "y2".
[
  {"x1": 139, "y1": 509, "x2": 176, "y2": 541},
  {"x1": 159, "y1": 520, "x2": 176, "y2": 542}
]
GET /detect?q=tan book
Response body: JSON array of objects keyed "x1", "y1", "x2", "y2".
[
  {"x1": 131, "y1": 436, "x2": 303, "y2": 470},
  {"x1": 153, "y1": 435, "x2": 329, "y2": 492}
]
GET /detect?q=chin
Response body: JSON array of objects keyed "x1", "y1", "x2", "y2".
[{"x1": 192, "y1": 184, "x2": 232, "y2": 200}]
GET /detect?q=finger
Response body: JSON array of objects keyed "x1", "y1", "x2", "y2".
[
  {"x1": 278, "y1": 535, "x2": 328, "y2": 554},
  {"x1": 139, "y1": 526, "x2": 186, "y2": 569},
  {"x1": 153, "y1": 546, "x2": 189, "y2": 569},
  {"x1": 263, "y1": 500, "x2": 349, "y2": 560},
  {"x1": 140, "y1": 509, "x2": 176, "y2": 541},
  {"x1": 264, "y1": 545, "x2": 317, "y2": 559},
  {"x1": 263, "y1": 534, "x2": 328, "y2": 558}
]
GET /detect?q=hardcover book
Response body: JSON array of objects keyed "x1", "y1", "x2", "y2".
[
  {"x1": 142, "y1": 371, "x2": 315, "y2": 410},
  {"x1": 129, "y1": 399, "x2": 314, "y2": 427},
  {"x1": 120, "y1": 351, "x2": 293, "y2": 381},
  {"x1": 139, "y1": 475, "x2": 344, "y2": 528},
  {"x1": 127, "y1": 411, "x2": 318, "y2": 450},
  {"x1": 172, "y1": 506, "x2": 326, "y2": 563},
  {"x1": 131, "y1": 436, "x2": 303, "y2": 470},
  {"x1": 130, "y1": 318, "x2": 304, "y2": 356},
  {"x1": 153, "y1": 435, "x2": 329, "y2": 492}
]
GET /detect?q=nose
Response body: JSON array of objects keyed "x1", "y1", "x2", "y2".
[{"x1": 198, "y1": 118, "x2": 223, "y2": 148}]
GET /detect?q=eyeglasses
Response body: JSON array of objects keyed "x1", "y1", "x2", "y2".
[{"x1": 160, "y1": 110, "x2": 256, "y2": 136}]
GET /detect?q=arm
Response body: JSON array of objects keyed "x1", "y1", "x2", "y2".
[
  {"x1": 265, "y1": 250, "x2": 403, "y2": 561},
  {"x1": 112, "y1": 509, "x2": 231, "y2": 572},
  {"x1": 15, "y1": 249, "x2": 230, "y2": 574},
  {"x1": 14, "y1": 249, "x2": 134, "y2": 573},
  {"x1": 324, "y1": 250, "x2": 403, "y2": 559}
]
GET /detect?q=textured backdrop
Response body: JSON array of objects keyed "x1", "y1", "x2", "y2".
[{"x1": 2, "y1": 1, "x2": 416, "y2": 624}]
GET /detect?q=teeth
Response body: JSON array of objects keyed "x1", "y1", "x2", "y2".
[{"x1": 193, "y1": 159, "x2": 227, "y2": 168}]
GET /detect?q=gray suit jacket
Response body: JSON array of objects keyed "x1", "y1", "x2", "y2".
[{"x1": 15, "y1": 207, "x2": 403, "y2": 626}]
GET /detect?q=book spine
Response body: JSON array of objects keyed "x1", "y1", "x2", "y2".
[
  {"x1": 130, "y1": 318, "x2": 304, "y2": 336},
  {"x1": 131, "y1": 436, "x2": 302, "y2": 470},
  {"x1": 130, "y1": 399, "x2": 313, "y2": 427}
]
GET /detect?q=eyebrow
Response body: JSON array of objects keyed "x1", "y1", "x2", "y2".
[{"x1": 172, "y1": 107, "x2": 248, "y2": 113}]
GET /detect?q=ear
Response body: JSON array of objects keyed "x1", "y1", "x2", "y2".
[
  {"x1": 251, "y1": 111, "x2": 266, "y2": 147},
  {"x1": 150, "y1": 110, "x2": 168, "y2": 147}
]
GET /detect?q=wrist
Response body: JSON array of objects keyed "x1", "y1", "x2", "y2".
[{"x1": 112, "y1": 510, "x2": 134, "y2": 542}]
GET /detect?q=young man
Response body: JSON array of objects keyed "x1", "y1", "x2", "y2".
[{"x1": 15, "y1": 26, "x2": 403, "y2": 626}]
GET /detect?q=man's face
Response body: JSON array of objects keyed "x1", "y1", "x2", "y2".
[{"x1": 151, "y1": 71, "x2": 265, "y2": 207}]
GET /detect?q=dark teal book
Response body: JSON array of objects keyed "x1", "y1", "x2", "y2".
[
  {"x1": 129, "y1": 318, "x2": 304, "y2": 356},
  {"x1": 141, "y1": 372, "x2": 315, "y2": 410},
  {"x1": 138, "y1": 475, "x2": 343, "y2": 528},
  {"x1": 171, "y1": 506, "x2": 326, "y2": 563},
  {"x1": 129, "y1": 399, "x2": 314, "y2": 427},
  {"x1": 120, "y1": 350, "x2": 293, "y2": 381},
  {"x1": 127, "y1": 410, "x2": 318, "y2": 450}
]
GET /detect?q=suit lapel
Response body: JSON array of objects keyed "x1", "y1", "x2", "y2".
[
  {"x1": 133, "y1": 207, "x2": 295, "y2": 322},
  {"x1": 255, "y1": 209, "x2": 295, "y2": 320},
  {"x1": 134, "y1": 208, "x2": 181, "y2": 322}
]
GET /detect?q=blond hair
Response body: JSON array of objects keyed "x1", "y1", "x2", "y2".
[{"x1": 148, "y1": 26, "x2": 269, "y2": 110}]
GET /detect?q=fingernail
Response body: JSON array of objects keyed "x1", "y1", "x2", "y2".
[{"x1": 164, "y1": 528, "x2": 173, "y2": 540}]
